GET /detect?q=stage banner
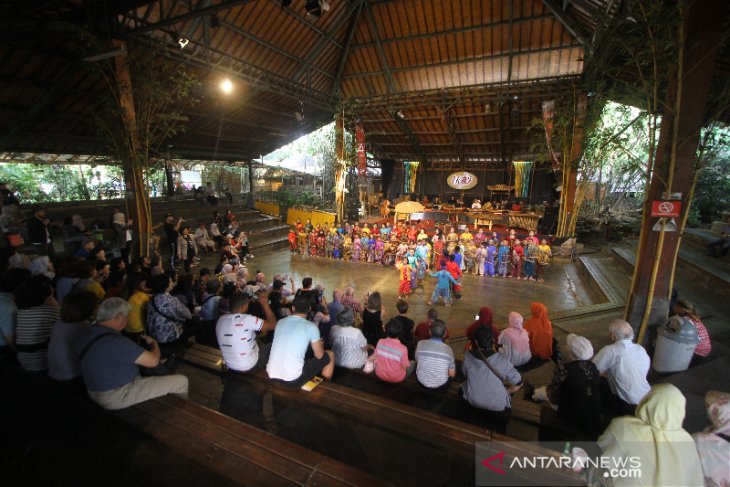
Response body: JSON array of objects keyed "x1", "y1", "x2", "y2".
[
  {"x1": 447, "y1": 171, "x2": 478, "y2": 190},
  {"x1": 512, "y1": 161, "x2": 533, "y2": 198},
  {"x1": 404, "y1": 161, "x2": 419, "y2": 193},
  {"x1": 355, "y1": 120, "x2": 367, "y2": 178}
]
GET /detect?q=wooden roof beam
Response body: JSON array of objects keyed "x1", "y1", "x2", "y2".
[
  {"x1": 364, "y1": 0, "x2": 395, "y2": 94},
  {"x1": 440, "y1": 106, "x2": 464, "y2": 164},
  {"x1": 342, "y1": 44, "x2": 582, "y2": 79},
  {"x1": 332, "y1": 1, "x2": 364, "y2": 96},
  {"x1": 292, "y1": 0, "x2": 364, "y2": 84},
  {"x1": 541, "y1": 0, "x2": 593, "y2": 52},
  {"x1": 391, "y1": 112, "x2": 426, "y2": 162},
  {"x1": 350, "y1": 14, "x2": 555, "y2": 49},
  {"x1": 264, "y1": 0, "x2": 343, "y2": 50},
  {"x1": 120, "y1": 0, "x2": 256, "y2": 37}
]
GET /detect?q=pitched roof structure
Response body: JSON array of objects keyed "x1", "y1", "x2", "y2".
[{"x1": 0, "y1": 0, "x2": 628, "y2": 164}]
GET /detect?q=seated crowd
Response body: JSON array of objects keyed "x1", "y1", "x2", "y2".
[{"x1": 0, "y1": 193, "x2": 722, "y2": 486}]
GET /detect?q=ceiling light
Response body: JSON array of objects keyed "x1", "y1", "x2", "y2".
[
  {"x1": 483, "y1": 103, "x2": 491, "y2": 114},
  {"x1": 178, "y1": 37, "x2": 189, "y2": 49},
  {"x1": 220, "y1": 78, "x2": 233, "y2": 94},
  {"x1": 305, "y1": 0, "x2": 328, "y2": 17},
  {"x1": 396, "y1": 110, "x2": 405, "y2": 119}
]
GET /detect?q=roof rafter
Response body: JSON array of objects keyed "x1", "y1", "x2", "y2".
[
  {"x1": 541, "y1": 0, "x2": 592, "y2": 52},
  {"x1": 291, "y1": 0, "x2": 364, "y2": 84},
  {"x1": 332, "y1": 0, "x2": 364, "y2": 96},
  {"x1": 363, "y1": 0, "x2": 395, "y2": 94}
]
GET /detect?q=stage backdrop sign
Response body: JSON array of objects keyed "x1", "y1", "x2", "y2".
[{"x1": 447, "y1": 171, "x2": 478, "y2": 190}]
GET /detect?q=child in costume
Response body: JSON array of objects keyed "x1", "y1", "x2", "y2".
[
  {"x1": 298, "y1": 230, "x2": 308, "y2": 255},
  {"x1": 465, "y1": 242, "x2": 478, "y2": 275},
  {"x1": 427, "y1": 263, "x2": 458, "y2": 307},
  {"x1": 374, "y1": 236, "x2": 385, "y2": 263},
  {"x1": 360, "y1": 234, "x2": 370, "y2": 262},
  {"x1": 352, "y1": 234, "x2": 362, "y2": 261},
  {"x1": 523, "y1": 239, "x2": 537, "y2": 281},
  {"x1": 316, "y1": 230, "x2": 326, "y2": 257},
  {"x1": 536, "y1": 238, "x2": 552, "y2": 282},
  {"x1": 343, "y1": 234, "x2": 353, "y2": 261},
  {"x1": 397, "y1": 257, "x2": 412, "y2": 299},
  {"x1": 406, "y1": 248, "x2": 418, "y2": 290},
  {"x1": 485, "y1": 239, "x2": 497, "y2": 277},
  {"x1": 332, "y1": 232, "x2": 342, "y2": 259},
  {"x1": 367, "y1": 235, "x2": 377, "y2": 262},
  {"x1": 288, "y1": 227, "x2": 298, "y2": 253},
  {"x1": 325, "y1": 231, "x2": 334, "y2": 259},
  {"x1": 474, "y1": 242, "x2": 486, "y2": 276},
  {"x1": 446, "y1": 227, "x2": 459, "y2": 254},
  {"x1": 432, "y1": 230, "x2": 444, "y2": 265},
  {"x1": 308, "y1": 230, "x2": 318, "y2": 257},
  {"x1": 415, "y1": 240, "x2": 429, "y2": 289},
  {"x1": 445, "y1": 254, "x2": 463, "y2": 298},
  {"x1": 497, "y1": 240, "x2": 510, "y2": 277},
  {"x1": 511, "y1": 239, "x2": 524, "y2": 278}
]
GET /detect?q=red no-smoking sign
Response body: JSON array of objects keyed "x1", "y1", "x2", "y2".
[{"x1": 651, "y1": 200, "x2": 682, "y2": 218}]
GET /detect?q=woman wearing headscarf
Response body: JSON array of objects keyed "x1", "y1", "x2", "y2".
[
  {"x1": 546, "y1": 333, "x2": 601, "y2": 429},
  {"x1": 693, "y1": 391, "x2": 730, "y2": 487},
  {"x1": 497, "y1": 312, "x2": 531, "y2": 366},
  {"x1": 465, "y1": 307, "x2": 499, "y2": 350},
  {"x1": 598, "y1": 384, "x2": 704, "y2": 487},
  {"x1": 523, "y1": 302, "x2": 553, "y2": 359}
]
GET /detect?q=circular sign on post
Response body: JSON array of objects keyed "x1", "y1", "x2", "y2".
[{"x1": 447, "y1": 171, "x2": 478, "y2": 190}]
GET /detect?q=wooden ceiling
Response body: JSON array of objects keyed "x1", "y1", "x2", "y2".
[{"x1": 0, "y1": 0, "x2": 619, "y2": 164}]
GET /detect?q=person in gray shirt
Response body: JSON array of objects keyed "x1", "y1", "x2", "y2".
[
  {"x1": 415, "y1": 319, "x2": 455, "y2": 389},
  {"x1": 461, "y1": 326, "x2": 522, "y2": 414}
]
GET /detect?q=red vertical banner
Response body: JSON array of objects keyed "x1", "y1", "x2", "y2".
[{"x1": 355, "y1": 119, "x2": 367, "y2": 178}]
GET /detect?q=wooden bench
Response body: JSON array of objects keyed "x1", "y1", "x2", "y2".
[
  {"x1": 181, "y1": 343, "x2": 584, "y2": 486},
  {"x1": 115, "y1": 394, "x2": 386, "y2": 487}
]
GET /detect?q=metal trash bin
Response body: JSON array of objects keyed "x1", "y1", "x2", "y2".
[{"x1": 652, "y1": 316, "x2": 699, "y2": 373}]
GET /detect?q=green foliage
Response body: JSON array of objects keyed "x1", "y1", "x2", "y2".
[
  {"x1": 0, "y1": 164, "x2": 124, "y2": 204},
  {"x1": 691, "y1": 126, "x2": 730, "y2": 223}
]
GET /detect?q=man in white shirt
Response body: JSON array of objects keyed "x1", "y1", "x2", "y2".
[
  {"x1": 266, "y1": 296, "x2": 334, "y2": 388},
  {"x1": 216, "y1": 291, "x2": 276, "y2": 373},
  {"x1": 593, "y1": 319, "x2": 651, "y2": 416}
]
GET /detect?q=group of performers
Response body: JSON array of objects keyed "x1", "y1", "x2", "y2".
[{"x1": 287, "y1": 218, "x2": 553, "y2": 304}]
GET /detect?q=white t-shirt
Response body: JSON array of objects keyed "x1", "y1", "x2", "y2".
[
  {"x1": 330, "y1": 325, "x2": 367, "y2": 369},
  {"x1": 216, "y1": 313, "x2": 264, "y2": 372},
  {"x1": 593, "y1": 339, "x2": 651, "y2": 405},
  {"x1": 266, "y1": 315, "x2": 319, "y2": 381}
]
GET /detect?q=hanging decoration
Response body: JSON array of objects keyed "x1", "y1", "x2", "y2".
[
  {"x1": 513, "y1": 161, "x2": 533, "y2": 198},
  {"x1": 403, "y1": 161, "x2": 419, "y2": 193},
  {"x1": 355, "y1": 119, "x2": 367, "y2": 178}
]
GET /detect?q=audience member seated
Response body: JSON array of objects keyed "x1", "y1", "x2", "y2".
[
  {"x1": 47, "y1": 290, "x2": 99, "y2": 385},
  {"x1": 497, "y1": 311, "x2": 531, "y2": 366},
  {"x1": 194, "y1": 222, "x2": 216, "y2": 253},
  {"x1": 393, "y1": 299, "x2": 415, "y2": 359},
  {"x1": 125, "y1": 272, "x2": 150, "y2": 340},
  {"x1": 465, "y1": 307, "x2": 498, "y2": 349},
  {"x1": 15, "y1": 275, "x2": 60, "y2": 372},
  {"x1": 415, "y1": 319, "x2": 455, "y2": 389},
  {"x1": 216, "y1": 291, "x2": 276, "y2": 373},
  {"x1": 77, "y1": 298, "x2": 189, "y2": 410},
  {"x1": 105, "y1": 271, "x2": 126, "y2": 299},
  {"x1": 341, "y1": 286, "x2": 363, "y2": 315},
  {"x1": 693, "y1": 391, "x2": 730, "y2": 487},
  {"x1": 0, "y1": 268, "x2": 30, "y2": 353},
  {"x1": 146, "y1": 273, "x2": 193, "y2": 344},
  {"x1": 266, "y1": 296, "x2": 334, "y2": 387},
  {"x1": 55, "y1": 258, "x2": 81, "y2": 304},
  {"x1": 330, "y1": 308, "x2": 368, "y2": 370},
  {"x1": 413, "y1": 308, "x2": 450, "y2": 345},
  {"x1": 543, "y1": 334, "x2": 601, "y2": 431},
  {"x1": 327, "y1": 289, "x2": 344, "y2": 319},
  {"x1": 172, "y1": 273, "x2": 196, "y2": 313},
  {"x1": 74, "y1": 260, "x2": 105, "y2": 301},
  {"x1": 268, "y1": 279, "x2": 290, "y2": 320},
  {"x1": 374, "y1": 318, "x2": 414, "y2": 383},
  {"x1": 74, "y1": 238, "x2": 97, "y2": 260},
  {"x1": 200, "y1": 279, "x2": 222, "y2": 322},
  {"x1": 672, "y1": 299, "x2": 711, "y2": 358},
  {"x1": 597, "y1": 384, "x2": 703, "y2": 487},
  {"x1": 29, "y1": 255, "x2": 55, "y2": 279},
  {"x1": 593, "y1": 319, "x2": 650, "y2": 417},
  {"x1": 461, "y1": 326, "x2": 522, "y2": 420},
  {"x1": 362, "y1": 291, "x2": 386, "y2": 347},
  {"x1": 523, "y1": 302, "x2": 554, "y2": 360}
]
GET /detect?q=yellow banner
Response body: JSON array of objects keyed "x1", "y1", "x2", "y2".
[
  {"x1": 254, "y1": 201, "x2": 280, "y2": 217},
  {"x1": 286, "y1": 207, "x2": 336, "y2": 227}
]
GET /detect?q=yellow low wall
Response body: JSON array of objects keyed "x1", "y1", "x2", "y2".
[
  {"x1": 286, "y1": 208, "x2": 336, "y2": 228},
  {"x1": 254, "y1": 201, "x2": 280, "y2": 217}
]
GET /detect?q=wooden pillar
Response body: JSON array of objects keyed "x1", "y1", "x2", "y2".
[
  {"x1": 627, "y1": 0, "x2": 726, "y2": 344},
  {"x1": 556, "y1": 92, "x2": 586, "y2": 238},
  {"x1": 112, "y1": 38, "x2": 150, "y2": 258},
  {"x1": 247, "y1": 158, "x2": 255, "y2": 208},
  {"x1": 334, "y1": 111, "x2": 346, "y2": 223}
]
